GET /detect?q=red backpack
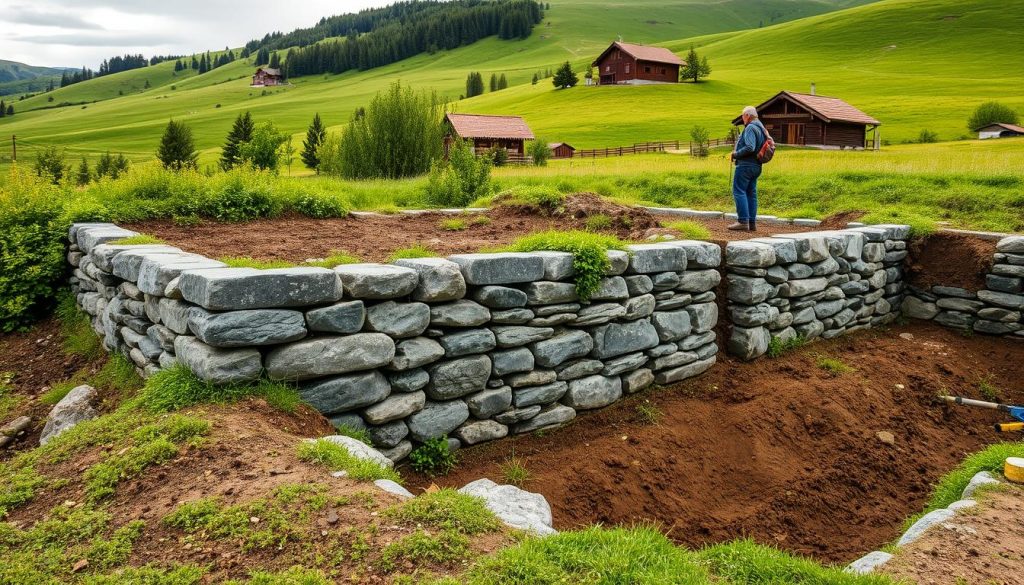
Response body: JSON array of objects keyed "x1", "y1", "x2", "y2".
[{"x1": 755, "y1": 124, "x2": 775, "y2": 164}]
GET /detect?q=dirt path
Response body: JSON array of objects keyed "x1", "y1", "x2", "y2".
[{"x1": 406, "y1": 322, "x2": 1024, "y2": 564}]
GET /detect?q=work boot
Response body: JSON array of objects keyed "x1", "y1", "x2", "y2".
[
  {"x1": 726, "y1": 221, "x2": 749, "y2": 231},
  {"x1": 748, "y1": 221, "x2": 757, "y2": 232}
]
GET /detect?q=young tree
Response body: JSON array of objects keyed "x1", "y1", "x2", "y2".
[
  {"x1": 76, "y1": 156, "x2": 91, "y2": 186},
  {"x1": 157, "y1": 119, "x2": 198, "y2": 170},
  {"x1": 690, "y1": 125, "x2": 710, "y2": 157},
  {"x1": 220, "y1": 111, "x2": 255, "y2": 170},
  {"x1": 33, "y1": 146, "x2": 68, "y2": 184},
  {"x1": 528, "y1": 138, "x2": 550, "y2": 166},
  {"x1": 531, "y1": 73, "x2": 538, "y2": 85},
  {"x1": 968, "y1": 102, "x2": 1020, "y2": 131},
  {"x1": 465, "y1": 72, "x2": 485, "y2": 98},
  {"x1": 239, "y1": 122, "x2": 287, "y2": 171},
  {"x1": 6, "y1": 104, "x2": 13, "y2": 116},
  {"x1": 301, "y1": 113, "x2": 326, "y2": 171},
  {"x1": 111, "y1": 153, "x2": 130, "y2": 179},
  {"x1": 0, "y1": 101, "x2": 5, "y2": 118},
  {"x1": 498, "y1": 73, "x2": 508, "y2": 90},
  {"x1": 283, "y1": 136, "x2": 296, "y2": 175},
  {"x1": 680, "y1": 46, "x2": 711, "y2": 82},
  {"x1": 269, "y1": 52, "x2": 281, "y2": 69},
  {"x1": 489, "y1": 73, "x2": 498, "y2": 92},
  {"x1": 552, "y1": 61, "x2": 578, "y2": 89}
]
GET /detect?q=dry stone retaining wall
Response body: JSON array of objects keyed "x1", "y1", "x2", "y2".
[
  {"x1": 903, "y1": 236, "x2": 1024, "y2": 338},
  {"x1": 68, "y1": 222, "x2": 721, "y2": 461},
  {"x1": 723, "y1": 225, "x2": 911, "y2": 360}
]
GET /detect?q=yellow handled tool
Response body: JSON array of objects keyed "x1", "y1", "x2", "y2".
[{"x1": 941, "y1": 395, "x2": 1024, "y2": 432}]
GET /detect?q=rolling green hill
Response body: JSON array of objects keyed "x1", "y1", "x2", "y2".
[
  {"x1": 1, "y1": 0, "x2": 1018, "y2": 167},
  {"x1": 0, "y1": 60, "x2": 74, "y2": 97}
]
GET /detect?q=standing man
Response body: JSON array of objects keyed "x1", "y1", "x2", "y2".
[{"x1": 729, "y1": 105, "x2": 768, "y2": 231}]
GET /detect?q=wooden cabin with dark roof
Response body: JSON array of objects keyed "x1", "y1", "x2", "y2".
[
  {"x1": 444, "y1": 113, "x2": 535, "y2": 157},
  {"x1": 592, "y1": 41, "x2": 684, "y2": 85},
  {"x1": 733, "y1": 91, "x2": 881, "y2": 150}
]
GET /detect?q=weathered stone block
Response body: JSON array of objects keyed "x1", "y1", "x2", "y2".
[
  {"x1": 590, "y1": 319, "x2": 660, "y2": 359},
  {"x1": 306, "y1": 300, "x2": 365, "y2": 334},
  {"x1": 626, "y1": 244, "x2": 687, "y2": 274},
  {"x1": 426, "y1": 355, "x2": 491, "y2": 400},
  {"x1": 777, "y1": 277, "x2": 828, "y2": 298},
  {"x1": 367, "y1": 421, "x2": 410, "y2": 448},
  {"x1": 590, "y1": 276, "x2": 630, "y2": 301},
  {"x1": 513, "y1": 404, "x2": 576, "y2": 433},
  {"x1": 439, "y1": 328, "x2": 496, "y2": 357},
  {"x1": 173, "y1": 336, "x2": 262, "y2": 384},
  {"x1": 491, "y1": 325, "x2": 554, "y2": 348},
  {"x1": 977, "y1": 290, "x2": 1024, "y2": 310},
  {"x1": 726, "y1": 241, "x2": 776, "y2": 268},
  {"x1": 513, "y1": 381, "x2": 568, "y2": 408},
  {"x1": 772, "y1": 234, "x2": 829, "y2": 263},
  {"x1": 532, "y1": 251, "x2": 575, "y2": 280},
  {"x1": 622, "y1": 368, "x2": 655, "y2": 393},
  {"x1": 454, "y1": 420, "x2": 509, "y2": 445},
  {"x1": 472, "y1": 286, "x2": 528, "y2": 309},
  {"x1": 601, "y1": 352, "x2": 648, "y2": 376},
  {"x1": 334, "y1": 263, "x2": 418, "y2": 299},
  {"x1": 574, "y1": 303, "x2": 627, "y2": 326},
  {"x1": 524, "y1": 281, "x2": 578, "y2": 305},
  {"x1": 365, "y1": 301, "x2": 430, "y2": 338},
  {"x1": 651, "y1": 310, "x2": 692, "y2": 342},
  {"x1": 728, "y1": 326, "x2": 769, "y2": 360},
  {"x1": 449, "y1": 253, "x2": 545, "y2": 285},
  {"x1": 187, "y1": 307, "x2": 306, "y2": 347},
  {"x1": 363, "y1": 391, "x2": 426, "y2": 425},
  {"x1": 467, "y1": 387, "x2": 513, "y2": 419},
  {"x1": 265, "y1": 333, "x2": 395, "y2": 381},
  {"x1": 997, "y1": 236, "x2": 1024, "y2": 254},
  {"x1": 491, "y1": 347, "x2": 535, "y2": 376},
  {"x1": 654, "y1": 355, "x2": 716, "y2": 384},
  {"x1": 407, "y1": 400, "x2": 470, "y2": 442},
  {"x1": 180, "y1": 267, "x2": 342, "y2": 310},
  {"x1": 531, "y1": 330, "x2": 594, "y2": 367},
  {"x1": 563, "y1": 375, "x2": 622, "y2": 410},
  {"x1": 388, "y1": 337, "x2": 445, "y2": 371},
  {"x1": 555, "y1": 359, "x2": 604, "y2": 380},
  {"x1": 394, "y1": 257, "x2": 467, "y2": 302},
  {"x1": 300, "y1": 371, "x2": 392, "y2": 415},
  {"x1": 388, "y1": 368, "x2": 429, "y2": 392},
  {"x1": 727, "y1": 275, "x2": 774, "y2": 304}
]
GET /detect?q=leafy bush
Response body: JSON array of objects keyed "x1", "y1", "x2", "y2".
[
  {"x1": 507, "y1": 230, "x2": 628, "y2": 301},
  {"x1": 33, "y1": 146, "x2": 69, "y2": 184},
  {"x1": 425, "y1": 139, "x2": 491, "y2": 208},
  {"x1": 917, "y1": 129, "x2": 939, "y2": 143},
  {"x1": 528, "y1": 139, "x2": 550, "y2": 166},
  {"x1": 409, "y1": 436, "x2": 458, "y2": 476},
  {"x1": 492, "y1": 185, "x2": 565, "y2": 210},
  {"x1": 487, "y1": 146, "x2": 509, "y2": 167},
  {"x1": 238, "y1": 122, "x2": 288, "y2": 171},
  {"x1": 201, "y1": 171, "x2": 280, "y2": 221},
  {"x1": 968, "y1": 101, "x2": 1019, "y2": 131},
  {"x1": 291, "y1": 192, "x2": 348, "y2": 219},
  {"x1": 584, "y1": 214, "x2": 613, "y2": 231},
  {"x1": 690, "y1": 125, "x2": 711, "y2": 157}
]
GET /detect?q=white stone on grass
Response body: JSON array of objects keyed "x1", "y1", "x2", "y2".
[
  {"x1": 897, "y1": 509, "x2": 955, "y2": 546},
  {"x1": 459, "y1": 478, "x2": 556, "y2": 535},
  {"x1": 845, "y1": 551, "x2": 893, "y2": 575},
  {"x1": 40, "y1": 385, "x2": 98, "y2": 446},
  {"x1": 316, "y1": 435, "x2": 394, "y2": 469},
  {"x1": 961, "y1": 471, "x2": 1000, "y2": 498}
]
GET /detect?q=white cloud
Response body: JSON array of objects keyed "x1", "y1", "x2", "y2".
[{"x1": 0, "y1": 0, "x2": 394, "y2": 68}]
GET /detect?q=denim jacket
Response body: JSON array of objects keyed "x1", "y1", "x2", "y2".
[{"x1": 734, "y1": 119, "x2": 767, "y2": 166}]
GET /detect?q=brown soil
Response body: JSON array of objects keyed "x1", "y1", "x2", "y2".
[
  {"x1": 883, "y1": 485, "x2": 1024, "y2": 585},
  {"x1": 908, "y1": 232, "x2": 996, "y2": 291},
  {"x1": 406, "y1": 322, "x2": 1024, "y2": 564},
  {"x1": 818, "y1": 210, "x2": 867, "y2": 230}
]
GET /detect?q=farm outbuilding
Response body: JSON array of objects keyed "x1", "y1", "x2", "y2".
[
  {"x1": 592, "y1": 41, "x2": 684, "y2": 85},
  {"x1": 733, "y1": 90, "x2": 881, "y2": 150},
  {"x1": 251, "y1": 67, "x2": 283, "y2": 87},
  {"x1": 548, "y1": 142, "x2": 576, "y2": 158},
  {"x1": 977, "y1": 122, "x2": 1024, "y2": 139},
  {"x1": 444, "y1": 113, "x2": 535, "y2": 158}
]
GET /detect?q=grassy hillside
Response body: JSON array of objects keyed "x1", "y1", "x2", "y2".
[
  {"x1": 0, "y1": 0, "x2": 870, "y2": 166},
  {"x1": 0, "y1": 60, "x2": 72, "y2": 97}
]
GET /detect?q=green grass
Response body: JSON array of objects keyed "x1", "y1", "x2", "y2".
[
  {"x1": 109, "y1": 234, "x2": 165, "y2": 245},
  {"x1": 439, "y1": 218, "x2": 467, "y2": 231},
  {"x1": 388, "y1": 244, "x2": 438, "y2": 262},
  {"x1": 584, "y1": 213, "x2": 613, "y2": 231},
  {"x1": 978, "y1": 375, "x2": 1002, "y2": 402},
  {"x1": 0, "y1": 372, "x2": 20, "y2": 420},
  {"x1": 220, "y1": 256, "x2": 297, "y2": 269},
  {"x1": 636, "y1": 400, "x2": 664, "y2": 425},
  {"x1": 304, "y1": 250, "x2": 361, "y2": 268},
  {"x1": 697, "y1": 538, "x2": 893, "y2": 584},
  {"x1": 664, "y1": 220, "x2": 713, "y2": 241},
  {"x1": 385, "y1": 489, "x2": 501, "y2": 535},
  {"x1": 296, "y1": 438, "x2": 401, "y2": 482},
  {"x1": 766, "y1": 335, "x2": 807, "y2": 358},
  {"x1": 507, "y1": 230, "x2": 629, "y2": 301},
  {"x1": 134, "y1": 364, "x2": 301, "y2": 413},
  {"x1": 817, "y1": 356, "x2": 855, "y2": 376},
  {"x1": 499, "y1": 456, "x2": 532, "y2": 487},
  {"x1": 55, "y1": 292, "x2": 104, "y2": 360},
  {"x1": 379, "y1": 530, "x2": 471, "y2": 571},
  {"x1": 333, "y1": 423, "x2": 373, "y2": 445}
]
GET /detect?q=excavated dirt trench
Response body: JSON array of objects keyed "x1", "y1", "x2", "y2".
[{"x1": 407, "y1": 322, "x2": 1024, "y2": 564}]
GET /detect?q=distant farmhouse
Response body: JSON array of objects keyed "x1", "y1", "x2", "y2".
[
  {"x1": 444, "y1": 113, "x2": 535, "y2": 158},
  {"x1": 251, "y1": 67, "x2": 284, "y2": 87},
  {"x1": 977, "y1": 122, "x2": 1024, "y2": 140},
  {"x1": 592, "y1": 41, "x2": 684, "y2": 85},
  {"x1": 734, "y1": 90, "x2": 881, "y2": 150},
  {"x1": 548, "y1": 142, "x2": 576, "y2": 159}
]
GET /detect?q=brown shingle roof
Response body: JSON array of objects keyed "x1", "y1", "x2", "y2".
[
  {"x1": 256, "y1": 67, "x2": 282, "y2": 76},
  {"x1": 733, "y1": 91, "x2": 880, "y2": 126},
  {"x1": 980, "y1": 122, "x2": 1024, "y2": 134},
  {"x1": 593, "y1": 42, "x2": 685, "y2": 67},
  {"x1": 446, "y1": 113, "x2": 534, "y2": 140}
]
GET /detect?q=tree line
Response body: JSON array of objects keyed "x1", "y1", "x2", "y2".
[
  {"x1": 280, "y1": 0, "x2": 542, "y2": 78},
  {"x1": 464, "y1": 72, "x2": 508, "y2": 98}
]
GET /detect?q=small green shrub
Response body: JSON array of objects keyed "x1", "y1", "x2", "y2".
[
  {"x1": 470, "y1": 214, "x2": 491, "y2": 226},
  {"x1": 507, "y1": 230, "x2": 628, "y2": 301},
  {"x1": 636, "y1": 401, "x2": 663, "y2": 425},
  {"x1": 200, "y1": 171, "x2": 280, "y2": 222},
  {"x1": 665, "y1": 220, "x2": 712, "y2": 241},
  {"x1": 385, "y1": 489, "x2": 500, "y2": 534},
  {"x1": 296, "y1": 438, "x2": 401, "y2": 482},
  {"x1": 584, "y1": 214, "x2": 613, "y2": 231},
  {"x1": 425, "y1": 139, "x2": 491, "y2": 208},
  {"x1": 219, "y1": 256, "x2": 296, "y2": 269},
  {"x1": 109, "y1": 234, "x2": 165, "y2": 245},
  {"x1": 978, "y1": 375, "x2": 1002, "y2": 402},
  {"x1": 440, "y1": 218, "x2": 467, "y2": 231},
  {"x1": 388, "y1": 245, "x2": 437, "y2": 262},
  {"x1": 40, "y1": 381, "x2": 76, "y2": 406},
  {"x1": 493, "y1": 185, "x2": 565, "y2": 210},
  {"x1": 817, "y1": 356, "x2": 854, "y2": 376},
  {"x1": 500, "y1": 456, "x2": 531, "y2": 487},
  {"x1": 409, "y1": 436, "x2": 458, "y2": 476},
  {"x1": 334, "y1": 424, "x2": 373, "y2": 445},
  {"x1": 292, "y1": 192, "x2": 348, "y2": 219},
  {"x1": 528, "y1": 138, "x2": 551, "y2": 166},
  {"x1": 766, "y1": 335, "x2": 806, "y2": 358},
  {"x1": 304, "y1": 251, "x2": 360, "y2": 268}
]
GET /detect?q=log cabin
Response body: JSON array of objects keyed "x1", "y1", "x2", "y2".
[
  {"x1": 251, "y1": 67, "x2": 283, "y2": 87},
  {"x1": 592, "y1": 41, "x2": 684, "y2": 85},
  {"x1": 444, "y1": 113, "x2": 535, "y2": 157},
  {"x1": 548, "y1": 142, "x2": 576, "y2": 159},
  {"x1": 733, "y1": 90, "x2": 881, "y2": 150}
]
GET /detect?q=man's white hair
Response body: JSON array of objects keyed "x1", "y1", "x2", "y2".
[{"x1": 742, "y1": 106, "x2": 758, "y2": 119}]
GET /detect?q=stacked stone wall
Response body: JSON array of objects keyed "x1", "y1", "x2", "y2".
[
  {"x1": 723, "y1": 225, "x2": 911, "y2": 359},
  {"x1": 68, "y1": 223, "x2": 721, "y2": 461},
  {"x1": 903, "y1": 235, "x2": 1024, "y2": 337}
]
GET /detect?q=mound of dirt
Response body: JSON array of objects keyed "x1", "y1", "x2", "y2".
[
  {"x1": 817, "y1": 210, "x2": 866, "y2": 230},
  {"x1": 492, "y1": 193, "x2": 659, "y2": 238},
  {"x1": 908, "y1": 232, "x2": 995, "y2": 291}
]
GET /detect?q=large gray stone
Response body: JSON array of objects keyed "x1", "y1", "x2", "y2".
[
  {"x1": 490, "y1": 308, "x2": 534, "y2": 324},
  {"x1": 728, "y1": 326, "x2": 769, "y2": 360},
  {"x1": 265, "y1": 333, "x2": 395, "y2": 381},
  {"x1": 512, "y1": 404, "x2": 576, "y2": 434},
  {"x1": 491, "y1": 347, "x2": 535, "y2": 376},
  {"x1": 506, "y1": 369, "x2": 558, "y2": 388},
  {"x1": 653, "y1": 355, "x2": 716, "y2": 384},
  {"x1": 622, "y1": 368, "x2": 655, "y2": 393},
  {"x1": 513, "y1": 381, "x2": 568, "y2": 408},
  {"x1": 622, "y1": 294, "x2": 656, "y2": 321},
  {"x1": 574, "y1": 303, "x2": 627, "y2": 326},
  {"x1": 300, "y1": 371, "x2": 391, "y2": 415},
  {"x1": 624, "y1": 275, "x2": 654, "y2": 295},
  {"x1": 531, "y1": 330, "x2": 594, "y2": 367},
  {"x1": 179, "y1": 267, "x2": 342, "y2": 310},
  {"x1": 173, "y1": 336, "x2": 262, "y2": 384},
  {"x1": 90, "y1": 243, "x2": 180, "y2": 272},
  {"x1": 730, "y1": 304, "x2": 779, "y2": 327},
  {"x1": 772, "y1": 234, "x2": 829, "y2": 263},
  {"x1": 394, "y1": 258, "x2": 467, "y2": 302},
  {"x1": 685, "y1": 303, "x2": 718, "y2": 333},
  {"x1": 602, "y1": 352, "x2": 648, "y2": 375},
  {"x1": 936, "y1": 297, "x2": 986, "y2": 313},
  {"x1": 363, "y1": 391, "x2": 426, "y2": 425},
  {"x1": 365, "y1": 301, "x2": 430, "y2": 338},
  {"x1": 187, "y1": 308, "x2": 306, "y2": 347},
  {"x1": 555, "y1": 359, "x2": 605, "y2": 380},
  {"x1": 977, "y1": 307, "x2": 1021, "y2": 322},
  {"x1": 318, "y1": 435, "x2": 394, "y2": 469},
  {"x1": 626, "y1": 244, "x2": 687, "y2": 274},
  {"x1": 532, "y1": 251, "x2": 575, "y2": 280},
  {"x1": 40, "y1": 385, "x2": 98, "y2": 446},
  {"x1": 112, "y1": 250, "x2": 197, "y2": 281},
  {"x1": 814, "y1": 299, "x2": 845, "y2": 319},
  {"x1": 664, "y1": 240, "x2": 721, "y2": 269},
  {"x1": 978, "y1": 290, "x2": 1024, "y2": 309},
  {"x1": 997, "y1": 236, "x2": 1024, "y2": 254},
  {"x1": 472, "y1": 286, "x2": 528, "y2": 309},
  {"x1": 138, "y1": 256, "x2": 227, "y2": 296},
  {"x1": 902, "y1": 296, "x2": 939, "y2": 320},
  {"x1": 590, "y1": 277, "x2": 630, "y2": 301},
  {"x1": 845, "y1": 551, "x2": 893, "y2": 576},
  {"x1": 388, "y1": 369, "x2": 429, "y2": 392},
  {"x1": 388, "y1": 337, "x2": 445, "y2": 371},
  {"x1": 991, "y1": 264, "x2": 1024, "y2": 278},
  {"x1": 590, "y1": 319, "x2": 660, "y2": 359},
  {"x1": 751, "y1": 237, "x2": 797, "y2": 264},
  {"x1": 651, "y1": 310, "x2": 692, "y2": 342},
  {"x1": 524, "y1": 281, "x2": 578, "y2": 305},
  {"x1": 491, "y1": 325, "x2": 555, "y2": 348},
  {"x1": 449, "y1": 253, "x2": 545, "y2": 285},
  {"x1": 563, "y1": 375, "x2": 622, "y2": 409},
  {"x1": 777, "y1": 277, "x2": 828, "y2": 298},
  {"x1": 676, "y1": 270, "x2": 721, "y2": 293},
  {"x1": 306, "y1": 301, "x2": 365, "y2": 334},
  {"x1": 438, "y1": 329, "x2": 496, "y2": 357},
  {"x1": 897, "y1": 509, "x2": 956, "y2": 547},
  {"x1": 406, "y1": 400, "x2": 470, "y2": 442},
  {"x1": 458, "y1": 478, "x2": 555, "y2": 535},
  {"x1": 76, "y1": 226, "x2": 139, "y2": 253},
  {"x1": 334, "y1": 263, "x2": 418, "y2": 299},
  {"x1": 974, "y1": 320, "x2": 1021, "y2": 335},
  {"x1": 454, "y1": 420, "x2": 509, "y2": 445},
  {"x1": 987, "y1": 274, "x2": 1023, "y2": 294},
  {"x1": 678, "y1": 331, "x2": 716, "y2": 351},
  {"x1": 934, "y1": 310, "x2": 975, "y2": 330},
  {"x1": 494, "y1": 405, "x2": 543, "y2": 425},
  {"x1": 725, "y1": 241, "x2": 776, "y2": 268},
  {"x1": 726, "y1": 275, "x2": 774, "y2": 304},
  {"x1": 366, "y1": 420, "x2": 410, "y2": 449},
  {"x1": 158, "y1": 298, "x2": 193, "y2": 334},
  {"x1": 426, "y1": 355, "x2": 491, "y2": 400},
  {"x1": 430, "y1": 300, "x2": 491, "y2": 327},
  {"x1": 467, "y1": 387, "x2": 513, "y2": 418}
]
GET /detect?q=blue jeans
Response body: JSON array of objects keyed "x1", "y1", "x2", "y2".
[{"x1": 732, "y1": 163, "x2": 762, "y2": 223}]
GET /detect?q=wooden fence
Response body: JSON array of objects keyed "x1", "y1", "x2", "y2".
[{"x1": 574, "y1": 141, "x2": 682, "y2": 159}]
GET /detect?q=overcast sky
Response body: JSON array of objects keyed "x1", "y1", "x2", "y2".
[{"x1": 1, "y1": 0, "x2": 396, "y2": 68}]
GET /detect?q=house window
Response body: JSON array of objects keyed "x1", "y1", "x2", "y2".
[
  {"x1": 625, "y1": 64, "x2": 630, "y2": 73},
  {"x1": 644, "y1": 66, "x2": 651, "y2": 73},
  {"x1": 605, "y1": 65, "x2": 610, "y2": 72}
]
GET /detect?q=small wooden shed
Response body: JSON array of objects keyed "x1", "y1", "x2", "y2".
[
  {"x1": 977, "y1": 122, "x2": 1024, "y2": 140},
  {"x1": 733, "y1": 91, "x2": 881, "y2": 150},
  {"x1": 548, "y1": 142, "x2": 576, "y2": 159},
  {"x1": 592, "y1": 41, "x2": 684, "y2": 85},
  {"x1": 251, "y1": 67, "x2": 283, "y2": 87},
  {"x1": 444, "y1": 113, "x2": 535, "y2": 157}
]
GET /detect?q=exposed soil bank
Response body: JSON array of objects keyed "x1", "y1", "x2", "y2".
[
  {"x1": 908, "y1": 232, "x2": 996, "y2": 291},
  {"x1": 407, "y1": 322, "x2": 1024, "y2": 564}
]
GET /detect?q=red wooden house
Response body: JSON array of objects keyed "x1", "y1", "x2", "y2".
[
  {"x1": 444, "y1": 113, "x2": 535, "y2": 157},
  {"x1": 733, "y1": 91, "x2": 881, "y2": 150},
  {"x1": 251, "y1": 67, "x2": 283, "y2": 87},
  {"x1": 548, "y1": 142, "x2": 576, "y2": 159},
  {"x1": 592, "y1": 42, "x2": 684, "y2": 85}
]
